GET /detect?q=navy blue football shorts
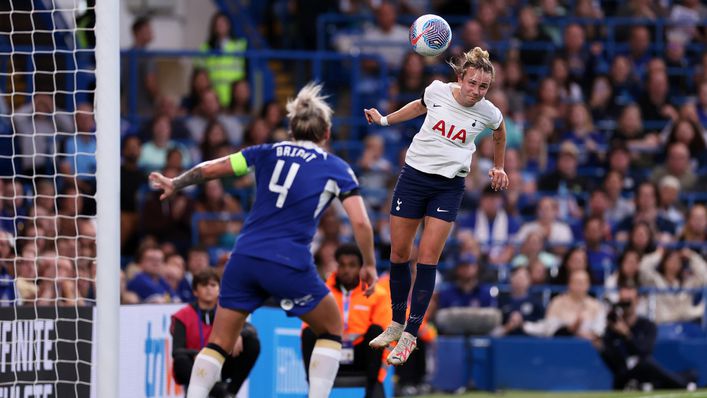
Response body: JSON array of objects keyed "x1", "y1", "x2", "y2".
[
  {"x1": 219, "y1": 253, "x2": 330, "y2": 317},
  {"x1": 390, "y1": 163, "x2": 465, "y2": 222}
]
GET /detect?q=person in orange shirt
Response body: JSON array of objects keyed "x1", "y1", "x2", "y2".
[{"x1": 302, "y1": 244, "x2": 392, "y2": 398}]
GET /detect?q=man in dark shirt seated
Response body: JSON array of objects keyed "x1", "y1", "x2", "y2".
[
  {"x1": 171, "y1": 269, "x2": 260, "y2": 397},
  {"x1": 601, "y1": 283, "x2": 695, "y2": 391},
  {"x1": 495, "y1": 266, "x2": 545, "y2": 336}
]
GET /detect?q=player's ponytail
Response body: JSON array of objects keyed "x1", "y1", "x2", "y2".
[
  {"x1": 447, "y1": 46, "x2": 495, "y2": 81},
  {"x1": 286, "y1": 82, "x2": 333, "y2": 143}
]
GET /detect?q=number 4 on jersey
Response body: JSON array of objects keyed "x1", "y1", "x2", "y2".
[{"x1": 269, "y1": 160, "x2": 300, "y2": 207}]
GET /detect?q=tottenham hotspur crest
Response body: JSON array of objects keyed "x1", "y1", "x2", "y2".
[{"x1": 396, "y1": 198, "x2": 402, "y2": 211}]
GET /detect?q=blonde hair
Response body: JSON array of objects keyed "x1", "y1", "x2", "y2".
[
  {"x1": 447, "y1": 47, "x2": 495, "y2": 80},
  {"x1": 286, "y1": 82, "x2": 333, "y2": 142}
]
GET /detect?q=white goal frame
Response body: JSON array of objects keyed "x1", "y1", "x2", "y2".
[{"x1": 94, "y1": 1, "x2": 120, "y2": 398}]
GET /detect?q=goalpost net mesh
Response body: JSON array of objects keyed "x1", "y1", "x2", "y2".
[{"x1": 0, "y1": 1, "x2": 97, "y2": 397}]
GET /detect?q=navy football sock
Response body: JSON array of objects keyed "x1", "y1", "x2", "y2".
[
  {"x1": 389, "y1": 261, "x2": 411, "y2": 324},
  {"x1": 404, "y1": 263, "x2": 436, "y2": 336}
]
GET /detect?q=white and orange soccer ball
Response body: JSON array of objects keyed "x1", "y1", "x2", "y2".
[{"x1": 409, "y1": 14, "x2": 452, "y2": 57}]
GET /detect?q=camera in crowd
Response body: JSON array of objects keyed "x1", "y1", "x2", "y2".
[{"x1": 607, "y1": 300, "x2": 632, "y2": 324}]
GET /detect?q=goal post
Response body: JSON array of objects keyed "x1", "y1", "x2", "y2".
[
  {"x1": 94, "y1": 0, "x2": 120, "y2": 398},
  {"x1": 0, "y1": 0, "x2": 120, "y2": 396}
]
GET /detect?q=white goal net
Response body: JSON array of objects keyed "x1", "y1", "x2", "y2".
[{"x1": 0, "y1": 1, "x2": 119, "y2": 397}]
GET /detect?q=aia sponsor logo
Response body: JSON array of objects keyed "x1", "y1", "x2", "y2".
[{"x1": 432, "y1": 119, "x2": 476, "y2": 143}]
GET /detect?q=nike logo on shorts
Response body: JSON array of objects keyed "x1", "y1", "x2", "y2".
[{"x1": 436, "y1": 207, "x2": 449, "y2": 213}]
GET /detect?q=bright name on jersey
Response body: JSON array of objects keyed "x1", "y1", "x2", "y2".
[{"x1": 275, "y1": 145, "x2": 318, "y2": 162}]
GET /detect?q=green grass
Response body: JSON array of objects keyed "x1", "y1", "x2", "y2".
[{"x1": 416, "y1": 390, "x2": 707, "y2": 398}]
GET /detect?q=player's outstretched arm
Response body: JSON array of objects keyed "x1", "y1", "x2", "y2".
[
  {"x1": 149, "y1": 155, "x2": 235, "y2": 200},
  {"x1": 488, "y1": 120, "x2": 510, "y2": 191},
  {"x1": 341, "y1": 195, "x2": 378, "y2": 296},
  {"x1": 364, "y1": 99, "x2": 426, "y2": 127}
]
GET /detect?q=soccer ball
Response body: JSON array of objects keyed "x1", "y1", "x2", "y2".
[{"x1": 409, "y1": 14, "x2": 452, "y2": 57}]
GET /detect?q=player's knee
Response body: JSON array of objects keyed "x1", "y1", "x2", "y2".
[{"x1": 390, "y1": 247, "x2": 412, "y2": 263}]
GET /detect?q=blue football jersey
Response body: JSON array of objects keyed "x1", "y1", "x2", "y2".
[{"x1": 233, "y1": 141, "x2": 359, "y2": 269}]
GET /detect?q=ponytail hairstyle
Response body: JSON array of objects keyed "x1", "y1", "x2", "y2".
[
  {"x1": 447, "y1": 46, "x2": 495, "y2": 81},
  {"x1": 286, "y1": 82, "x2": 333, "y2": 143}
]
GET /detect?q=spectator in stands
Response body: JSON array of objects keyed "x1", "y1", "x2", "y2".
[
  {"x1": 476, "y1": 1, "x2": 506, "y2": 41},
  {"x1": 639, "y1": 247, "x2": 707, "y2": 323},
  {"x1": 679, "y1": 204, "x2": 706, "y2": 256},
  {"x1": 429, "y1": 255, "x2": 496, "y2": 319},
  {"x1": 181, "y1": 68, "x2": 212, "y2": 113},
  {"x1": 199, "y1": 121, "x2": 230, "y2": 162},
  {"x1": 450, "y1": 20, "x2": 488, "y2": 59},
  {"x1": 138, "y1": 115, "x2": 191, "y2": 173},
  {"x1": 561, "y1": 103, "x2": 604, "y2": 166},
  {"x1": 665, "y1": 118, "x2": 707, "y2": 167},
  {"x1": 605, "y1": 143, "x2": 641, "y2": 196},
  {"x1": 354, "y1": 2, "x2": 409, "y2": 70},
  {"x1": 552, "y1": 246, "x2": 595, "y2": 286},
  {"x1": 664, "y1": 38, "x2": 690, "y2": 96},
  {"x1": 626, "y1": 221, "x2": 658, "y2": 258},
  {"x1": 697, "y1": 81, "x2": 707, "y2": 126},
  {"x1": 228, "y1": 79, "x2": 252, "y2": 118},
  {"x1": 519, "y1": 128, "x2": 548, "y2": 177},
  {"x1": 1, "y1": 179, "x2": 28, "y2": 234},
  {"x1": 0, "y1": 230, "x2": 15, "y2": 306},
  {"x1": 585, "y1": 189, "x2": 613, "y2": 229},
  {"x1": 623, "y1": 26, "x2": 654, "y2": 77},
  {"x1": 601, "y1": 284, "x2": 695, "y2": 391},
  {"x1": 549, "y1": 57, "x2": 584, "y2": 104},
  {"x1": 512, "y1": 229, "x2": 560, "y2": 271},
  {"x1": 556, "y1": 24, "x2": 596, "y2": 91},
  {"x1": 121, "y1": 16, "x2": 158, "y2": 117},
  {"x1": 120, "y1": 135, "x2": 145, "y2": 255},
  {"x1": 37, "y1": 253, "x2": 83, "y2": 307},
  {"x1": 612, "y1": 104, "x2": 660, "y2": 163},
  {"x1": 501, "y1": 59, "x2": 526, "y2": 119},
  {"x1": 185, "y1": 246, "x2": 211, "y2": 285},
  {"x1": 199, "y1": 12, "x2": 247, "y2": 107},
  {"x1": 171, "y1": 269, "x2": 260, "y2": 397},
  {"x1": 605, "y1": 249, "x2": 643, "y2": 302},
  {"x1": 584, "y1": 216, "x2": 616, "y2": 283},
  {"x1": 656, "y1": 176, "x2": 685, "y2": 228},
  {"x1": 61, "y1": 103, "x2": 97, "y2": 184},
  {"x1": 458, "y1": 184, "x2": 520, "y2": 266},
  {"x1": 495, "y1": 266, "x2": 545, "y2": 336},
  {"x1": 14, "y1": 246, "x2": 38, "y2": 305},
  {"x1": 120, "y1": 270, "x2": 140, "y2": 304},
  {"x1": 515, "y1": 197, "x2": 574, "y2": 253},
  {"x1": 651, "y1": 142, "x2": 698, "y2": 191},
  {"x1": 639, "y1": 71, "x2": 678, "y2": 131},
  {"x1": 589, "y1": 76, "x2": 616, "y2": 122},
  {"x1": 486, "y1": 91, "x2": 523, "y2": 149},
  {"x1": 194, "y1": 179, "x2": 243, "y2": 247},
  {"x1": 543, "y1": 270, "x2": 605, "y2": 342},
  {"x1": 531, "y1": 78, "x2": 564, "y2": 126},
  {"x1": 141, "y1": 167, "x2": 195, "y2": 249},
  {"x1": 511, "y1": 6, "x2": 553, "y2": 67},
  {"x1": 12, "y1": 93, "x2": 73, "y2": 176},
  {"x1": 392, "y1": 52, "x2": 427, "y2": 109},
  {"x1": 615, "y1": 182, "x2": 677, "y2": 242},
  {"x1": 572, "y1": 0, "x2": 604, "y2": 40},
  {"x1": 57, "y1": 185, "x2": 85, "y2": 238},
  {"x1": 357, "y1": 135, "x2": 393, "y2": 210},
  {"x1": 165, "y1": 253, "x2": 192, "y2": 302},
  {"x1": 186, "y1": 89, "x2": 244, "y2": 145},
  {"x1": 127, "y1": 244, "x2": 176, "y2": 303},
  {"x1": 608, "y1": 55, "x2": 639, "y2": 108},
  {"x1": 260, "y1": 100, "x2": 286, "y2": 134},
  {"x1": 538, "y1": 141, "x2": 584, "y2": 220},
  {"x1": 667, "y1": 0, "x2": 707, "y2": 44},
  {"x1": 302, "y1": 244, "x2": 391, "y2": 398}
]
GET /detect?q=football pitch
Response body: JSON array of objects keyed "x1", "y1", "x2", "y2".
[{"x1": 417, "y1": 390, "x2": 707, "y2": 398}]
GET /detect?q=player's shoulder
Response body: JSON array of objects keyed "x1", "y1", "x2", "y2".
[
  {"x1": 426, "y1": 79, "x2": 448, "y2": 92},
  {"x1": 478, "y1": 97, "x2": 501, "y2": 113}
]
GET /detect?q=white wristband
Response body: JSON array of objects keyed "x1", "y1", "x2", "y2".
[{"x1": 380, "y1": 116, "x2": 389, "y2": 126}]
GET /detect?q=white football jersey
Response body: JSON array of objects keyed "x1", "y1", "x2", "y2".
[{"x1": 405, "y1": 80, "x2": 503, "y2": 178}]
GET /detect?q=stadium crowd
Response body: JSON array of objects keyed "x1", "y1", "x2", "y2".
[{"x1": 0, "y1": 0, "x2": 706, "y2": 394}]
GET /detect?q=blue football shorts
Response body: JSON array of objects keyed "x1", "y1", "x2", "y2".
[
  {"x1": 219, "y1": 252, "x2": 330, "y2": 317},
  {"x1": 390, "y1": 163, "x2": 465, "y2": 222}
]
